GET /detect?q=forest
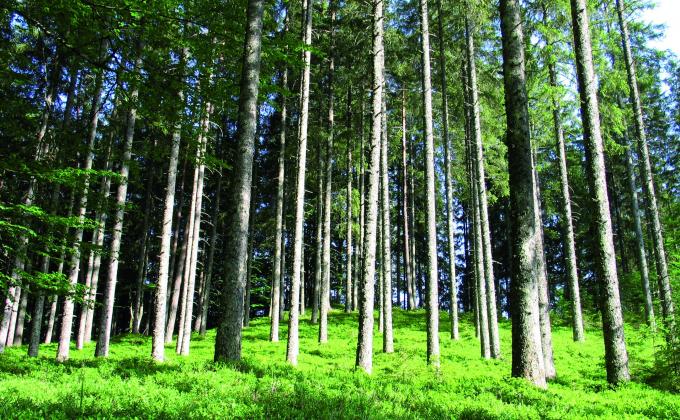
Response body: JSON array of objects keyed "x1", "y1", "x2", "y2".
[{"x1": 0, "y1": 0, "x2": 679, "y2": 417}]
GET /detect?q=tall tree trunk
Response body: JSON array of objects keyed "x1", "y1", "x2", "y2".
[
  {"x1": 200, "y1": 176, "x2": 222, "y2": 335},
  {"x1": 356, "y1": 0, "x2": 384, "y2": 374},
  {"x1": 214, "y1": 0, "x2": 264, "y2": 363},
  {"x1": 548, "y1": 61, "x2": 585, "y2": 342},
  {"x1": 56, "y1": 41, "x2": 107, "y2": 360},
  {"x1": 499, "y1": 0, "x2": 546, "y2": 388},
  {"x1": 615, "y1": 0, "x2": 674, "y2": 328},
  {"x1": 95, "y1": 42, "x2": 143, "y2": 358},
  {"x1": 418, "y1": 0, "x2": 440, "y2": 368},
  {"x1": 533, "y1": 160, "x2": 556, "y2": 380},
  {"x1": 132, "y1": 167, "x2": 154, "y2": 335},
  {"x1": 436, "y1": 0, "x2": 458, "y2": 341},
  {"x1": 285, "y1": 0, "x2": 313, "y2": 366},
  {"x1": 380, "y1": 92, "x2": 394, "y2": 354},
  {"x1": 319, "y1": 0, "x2": 336, "y2": 344},
  {"x1": 177, "y1": 100, "x2": 211, "y2": 355},
  {"x1": 465, "y1": 18, "x2": 500, "y2": 358},
  {"x1": 270, "y1": 7, "x2": 289, "y2": 341},
  {"x1": 354, "y1": 91, "x2": 365, "y2": 312},
  {"x1": 312, "y1": 142, "x2": 323, "y2": 325},
  {"x1": 400, "y1": 90, "x2": 416, "y2": 311},
  {"x1": 345, "y1": 87, "x2": 353, "y2": 313},
  {"x1": 569, "y1": 0, "x2": 630, "y2": 384},
  {"x1": 624, "y1": 141, "x2": 655, "y2": 328},
  {"x1": 151, "y1": 74, "x2": 184, "y2": 360}
]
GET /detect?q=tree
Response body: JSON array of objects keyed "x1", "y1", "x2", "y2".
[
  {"x1": 418, "y1": 0, "x2": 440, "y2": 368},
  {"x1": 214, "y1": 0, "x2": 265, "y2": 363},
  {"x1": 569, "y1": 0, "x2": 630, "y2": 384},
  {"x1": 286, "y1": 0, "x2": 313, "y2": 366},
  {"x1": 499, "y1": 0, "x2": 546, "y2": 388},
  {"x1": 615, "y1": 0, "x2": 674, "y2": 330},
  {"x1": 356, "y1": 0, "x2": 384, "y2": 374}
]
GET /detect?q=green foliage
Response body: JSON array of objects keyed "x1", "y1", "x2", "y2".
[{"x1": 1, "y1": 310, "x2": 679, "y2": 418}]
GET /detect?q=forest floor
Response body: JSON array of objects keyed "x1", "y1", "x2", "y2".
[{"x1": 0, "y1": 309, "x2": 678, "y2": 419}]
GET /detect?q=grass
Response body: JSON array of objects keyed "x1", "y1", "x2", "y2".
[{"x1": 0, "y1": 309, "x2": 678, "y2": 419}]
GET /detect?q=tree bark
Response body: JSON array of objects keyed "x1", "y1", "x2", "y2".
[
  {"x1": 418, "y1": 0, "x2": 440, "y2": 369},
  {"x1": 94, "y1": 42, "x2": 143, "y2": 358},
  {"x1": 499, "y1": 0, "x2": 547, "y2": 388},
  {"x1": 548, "y1": 61, "x2": 585, "y2": 342},
  {"x1": 356, "y1": 0, "x2": 384, "y2": 374},
  {"x1": 615, "y1": 0, "x2": 674, "y2": 328},
  {"x1": 151, "y1": 61, "x2": 185, "y2": 360},
  {"x1": 400, "y1": 90, "x2": 416, "y2": 311},
  {"x1": 345, "y1": 87, "x2": 353, "y2": 313},
  {"x1": 465, "y1": 18, "x2": 500, "y2": 358},
  {"x1": 381, "y1": 91, "x2": 394, "y2": 354},
  {"x1": 569, "y1": 0, "x2": 630, "y2": 384},
  {"x1": 213, "y1": 0, "x2": 264, "y2": 363},
  {"x1": 319, "y1": 0, "x2": 336, "y2": 344},
  {"x1": 57, "y1": 43, "x2": 107, "y2": 360}
]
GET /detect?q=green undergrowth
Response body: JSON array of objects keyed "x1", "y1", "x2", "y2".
[{"x1": 0, "y1": 309, "x2": 678, "y2": 419}]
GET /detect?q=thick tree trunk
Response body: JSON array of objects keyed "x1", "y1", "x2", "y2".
[
  {"x1": 285, "y1": 0, "x2": 312, "y2": 366},
  {"x1": 95, "y1": 43, "x2": 143, "y2": 358},
  {"x1": 465, "y1": 19, "x2": 500, "y2": 358},
  {"x1": 615, "y1": 0, "x2": 674, "y2": 328},
  {"x1": 548, "y1": 62, "x2": 585, "y2": 342},
  {"x1": 419, "y1": 0, "x2": 440, "y2": 368},
  {"x1": 214, "y1": 0, "x2": 264, "y2": 363},
  {"x1": 499, "y1": 0, "x2": 546, "y2": 388},
  {"x1": 569, "y1": 0, "x2": 630, "y2": 384},
  {"x1": 356, "y1": 0, "x2": 384, "y2": 374}
]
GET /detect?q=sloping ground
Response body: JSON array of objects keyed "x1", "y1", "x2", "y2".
[{"x1": 0, "y1": 310, "x2": 678, "y2": 419}]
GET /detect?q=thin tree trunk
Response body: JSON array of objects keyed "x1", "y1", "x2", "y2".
[
  {"x1": 615, "y1": 0, "x2": 674, "y2": 328},
  {"x1": 319, "y1": 0, "x2": 336, "y2": 344},
  {"x1": 200, "y1": 176, "x2": 222, "y2": 335},
  {"x1": 436, "y1": 0, "x2": 458, "y2": 341},
  {"x1": 214, "y1": 0, "x2": 264, "y2": 363},
  {"x1": 95, "y1": 42, "x2": 143, "y2": 358},
  {"x1": 624, "y1": 140, "x2": 655, "y2": 328},
  {"x1": 151, "y1": 76, "x2": 184, "y2": 359},
  {"x1": 356, "y1": 0, "x2": 384, "y2": 374},
  {"x1": 285, "y1": 0, "x2": 313, "y2": 366},
  {"x1": 548, "y1": 61, "x2": 585, "y2": 342},
  {"x1": 400, "y1": 90, "x2": 416, "y2": 311},
  {"x1": 313, "y1": 145, "x2": 323, "y2": 325},
  {"x1": 354, "y1": 92, "x2": 365, "y2": 312},
  {"x1": 345, "y1": 87, "x2": 353, "y2": 313},
  {"x1": 499, "y1": 0, "x2": 547, "y2": 388},
  {"x1": 533, "y1": 160, "x2": 556, "y2": 380},
  {"x1": 418, "y1": 0, "x2": 440, "y2": 368},
  {"x1": 177, "y1": 100, "x2": 211, "y2": 356},
  {"x1": 381, "y1": 91, "x2": 393, "y2": 354},
  {"x1": 56, "y1": 42, "x2": 107, "y2": 360},
  {"x1": 465, "y1": 18, "x2": 500, "y2": 358},
  {"x1": 133, "y1": 167, "x2": 154, "y2": 334},
  {"x1": 570, "y1": 0, "x2": 630, "y2": 384}
]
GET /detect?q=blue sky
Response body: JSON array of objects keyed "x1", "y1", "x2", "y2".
[{"x1": 642, "y1": 0, "x2": 680, "y2": 56}]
